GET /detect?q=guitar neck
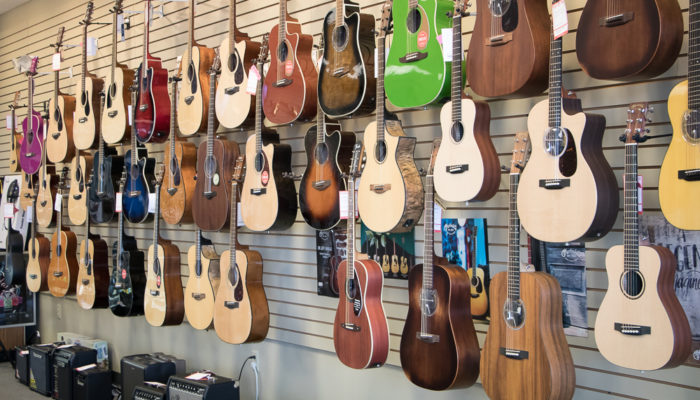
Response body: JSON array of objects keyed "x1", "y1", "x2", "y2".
[
  {"x1": 376, "y1": 34, "x2": 386, "y2": 142},
  {"x1": 54, "y1": 67, "x2": 60, "y2": 106},
  {"x1": 195, "y1": 228, "x2": 202, "y2": 276},
  {"x1": 623, "y1": 142, "x2": 639, "y2": 271},
  {"x1": 690, "y1": 0, "x2": 700, "y2": 109},
  {"x1": 229, "y1": 0, "x2": 236, "y2": 51},
  {"x1": 229, "y1": 181, "x2": 238, "y2": 265},
  {"x1": 507, "y1": 173, "x2": 521, "y2": 302},
  {"x1": 169, "y1": 80, "x2": 177, "y2": 153},
  {"x1": 316, "y1": 102, "x2": 325, "y2": 144},
  {"x1": 206, "y1": 69, "x2": 216, "y2": 157},
  {"x1": 153, "y1": 183, "x2": 160, "y2": 259},
  {"x1": 335, "y1": 0, "x2": 344, "y2": 26},
  {"x1": 347, "y1": 176, "x2": 356, "y2": 275},
  {"x1": 450, "y1": 5, "x2": 462, "y2": 122},
  {"x1": 188, "y1": 0, "x2": 195, "y2": 59},
  {"x1": 547, "y1": 30, "x2": 562, "y2": 128},
  {"x1": 111, "y1": 10, "x2": 118, "y2": 83},
  {"x1": 279, "y1": 0, "x2": 287, "y2": 41},
  {"x1": 84, "y1": 203, "x2": 91, "y2": 264},
  {"x1": 422, "y1": 172, "x2": 434, "y2": 290},
  {"x1": 255, "y1": 61, "x2": 264, "y2": 154},
  {"x1": 81, "y1": 24, "x2": 88, "y2": 94},
  {"x1": 143, "y1": 0, "x2": 150, "y2": 71}
]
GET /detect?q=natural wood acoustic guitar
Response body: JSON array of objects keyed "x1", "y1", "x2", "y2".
[
  {"x1": 47, "y1": 170, "x2": 79, "y2": 298},
  {"x1": 67, "y1": 152, "x2": 93, "y2": 226},
  {"x1": 26, "y1": 190, "x2": 50, "y2": 293},
  {"x1": 73, "y1": 2, "x2": 103, "y2": 151},
  {"x1": 185, "y1": 229, "x2": 221, "y2": 330},
  {"x1": 46, "y1": 27, "x2": 76, "y2": 163},
  {"x1": 76, "y1": 178, "x2": 109, "y2": 310},
  {"x1": 466, "y1": 225, "x2": 488, "y2": 318}
]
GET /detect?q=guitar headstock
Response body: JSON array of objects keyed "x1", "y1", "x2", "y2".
[
  {"x1": 349, "y1": 142, "x2": 363, "y2": 178},
  {"x1": 232, "y1": 155, "x2": 246, "y2": 183},
  {"x1": 112, "y1": 0, "x2": 124, "y2": 14},
  {"x1": 10, "y1": 92, "x2": 20, "y2": 110},
  {"x1": 622, "y1": 103, "x2": 651, "y2": 144},
  {"x1": 428, "y1": 139, "x2": 440, "y2": 176},
  {"x1": 53, "y1": 27, "x2": 65, "y2": 51},
  {"x1": 59, "y1": 167, "x2": 70, "y2": 193},
  {"x1": 83, "y1": 1, "x2": 94, "y2": 25},
  {"x1": 210, "y1": 49, "x2": 221, "y2": 75},
  {"x1": 28, "y1": 57, "x2": 39, "y2": 76},
  {"x1": 377, "y1": 0, "x2": 392, "y2": 39},
  {"x1": 155, "y1": 164, "x2": 165, "y2": 187},
  {"x1": 255, "y1": 34, "x2": 270, "y2": 66},
  {"x1": 510, "y1": 132, "x2": 531, "y2": 173},
  {"x1": 6, "y1": 180, "x2": 20, "y2": 204},
  {"x1": 452, "y1": 0, "x2": 470, "y2": 17}
]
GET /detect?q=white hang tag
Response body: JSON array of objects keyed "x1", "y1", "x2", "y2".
[
  {"x1": 52, "y1": 53, "x2": 61, "y2": 71},
  {"x1": 115, "y1": 193, "x2": 122, "y2": 212},
  {"x1": 117, "y1": 14, "x2": 125, "y2": 41},
  {"x1": 26, "y1": 206, "x2": 33, "y2": 223},
  {"x1": 552, "y1": 0, "x2": 569, "y2": 39},
  {"x1": 237, "y1": 202, "x2": 244, "y2": 227},
  {"x1": 311, "y1": 48, "x2": 318, "y2": 66},
  {"x1": 128, "y1": 105, "x2": 133, "y2": 125},
  {"x1": 6, "y1": 115, "x2": 12, "y2": 130},
  {"x1": 75, "y1": 363, "x2": 96, "y2": 372},
  {"x1": 86, "y1": 36, "x2": 98, "y2": 56},
  {"x1": 54, "y1": 195, "x2": 62, "y2": 212},
  {"x1": 339, "y1": 191, "x2": 349, "y2": 219},
  {"x1": 246, "y1": 65, "x2": 260, "y2": 95},
  {"x1": 374, "y1": 48, "x2": 378, "y2": 78},
  {"x1": 148, "y1": 193, "x2": 156, "y2": 213},
  {"x1": 441, "y1": 28, "x2": 452, "y2": 62},
  {"x1": 176, "y1": 55, "x2": 183, "y2": 71},
  {"x1": 434, "y1": 203, "x2": 442, "y2": 233},
  {"x1": 4, "y1": 204, "x2": 14, "y2": 219},
  {"x1": 185, "y1": 372, "x2": 211, "y2": 381},
  {"x1": 316, "y1": 54, "x2": 323, "y2": 71},
  {"x1": 638, "y1": 176, "x2": 643, "y2": 214}
]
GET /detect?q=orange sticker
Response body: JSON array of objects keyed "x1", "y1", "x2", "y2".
[
  {"x1": 121, "y1": 269, "x2": 127, "y2": 279},
  {"x1": 417, "y1": 31, "x2": 428, "y2": 49},
  {"x1": 261, "y1": 170, "x2": 269, "y2": 186},
  {"x1": 156, "y1": 275, "x2": 161, "y2": 287},
  {"x1": 285, "y1": 59, "x2": 294, "y2": 76}
]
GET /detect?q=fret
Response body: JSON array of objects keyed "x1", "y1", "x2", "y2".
[
  {"x1": 317, "y1": 101, "x2": 325, "y2": 144},
  {"x1": 142, "y1": 1, "x2": 150, "y2": 86},
  {"x1": 110, "y1": 7, "x2": 118, "y2": 85},
  {"x1": 207, "y1": 66, "x2": 216, "y2": 159},
  {"x1": 690, "y1": 0, "x2": 699, "y2": 110},
  {"x1": 255, "y1": 58, "x2": 263, "y2": 155},
  {"x1": 195, "y1": 228, "x2": 202, "y2": 276},
  {"x1": 153, "y1": 180, "x2": 161, "y2": 261},
  {"x1": 229, "y1": 0, "x2": 236, "y2": 54},
  {"x1": 450, "y1": 4, "x2": 462, "y2": 124}
]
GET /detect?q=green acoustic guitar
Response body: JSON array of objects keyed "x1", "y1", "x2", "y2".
[{"x1": 385, "y1": 0, "x2": 455, "y2": 108}]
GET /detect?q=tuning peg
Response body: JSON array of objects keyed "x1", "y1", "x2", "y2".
[{"x1": 618, "y1": 133, "x2": 627, "y2": 142}]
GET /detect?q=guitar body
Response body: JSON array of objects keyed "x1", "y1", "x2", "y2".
[
  {"x1": 467, "y1": 0, "x2": 550, "y2": 98},
  {"x1": 76, "y1": 235, "x2": 109, "y2": 309},
  {"x1": 4, "y1": 229, "x2": 26, "y2": 287},
  {"x1": 400, "y1": 261, "x2": 479, "y2": 390},
  {"x1": 178, "y1": 45, "x2": 216, "y2": 136},
  {"x1": 467, "y1": 267, "x2": 488, "y2": 317},
  {"x1": 20, "y1": 172, "x2": 36, "y2": 211},
  {"x1": 123, "y1": 149, "x2": 155, "y2": 224},
  {"x1": 145, "y1": 240, "x2": 184, "y2": 326},
  {"x1": 215, "y1": 248, "x2": 269, "y2": 344},
  {"x1": 73, "y1": 75, "x2": 104, "y2": 150},
  {"x1": 109, "y1": 236, "x2": 146, "y2": 317},
  {"x1": 185, "y1": 245, "x2": 220, "y2": 330},
  {"x1": 263, "y1": 22, "x2": 318, "y2": 125},
  {"x1": 36, "y1": 172, "x2": 58, "y2": 228},
  {"x1": 47, "y1": 229, "x2": 79, "y2": 297},
  {"x1": 26, "y1": 235, "x2": 51, "y2": 292},
  {"x1": 434, "y1": 98, "x2": 500, "y2": 202},
  {"x1": 481, "y1": 271, "x2": 575, "y2": 400},
  {"x1": 19, "y1": 108, "x2": 44, "y2": 175},
  {"x1": 88, "y1": 149, "x2": 123, "y2": 224},
  {"x1": 333, "y1": 258, "x2": 389, "y2": 369},
  {"x1": 10, "y1": 132, "x2": 21, "y2": 172},
  {"x1": 299, "y1": 124, "x2": 355, "y2": 230},
  {"x1": 102, "y1": 64, "x2": 135, "y2": 144},
  {"x1": 241, "y1": 133, "x2": 297, "y2": 232},
  {"x1": 517, "y1": 98, "x2": 617, "y2": 242},
  {"x1": 576, "y1": 0, "x2": 683, "y2": 80},
  {"x1": 595, "y1": 245, "x2": 691, "y2": 370},
  {"x1": 216, "y1": 37, "x2": 261, "y2": 128},
  {"x1": 358, "y1": 120, "x2": 423, "y2": 233},
  {"x1": 384, "y1": 0, "x2": 453, "y2": 108},
  {"x1": 192, "y1": 139, "x2": 239, "y2": 231},
  {"x1": 162, "y1": 140, "x2": 197, "y2": 225},
  {"x1": 47, "y1": 93, "x2": 76, "y2": 163},
  {"x1": 318, "y1": 3, "x2": 376, "y2": 117},
  {"x1": 68, "y1": 154, "x2": 94, "y2": 226},
  {"x1": 134, "y1": 61, "x2": 170, "y2": 142}
]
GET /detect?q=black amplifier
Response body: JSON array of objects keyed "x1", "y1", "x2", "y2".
[
  {"x1": 28, "y1": 343, "x2": 61, "y2": 396},
  {"x1": 53, "y1": 345, "x2": 98, "y2": 400},
  {"x1": 15, "y1": 346, "x2": 29, "y2": 385},
  {"x1": 121, "y1": 354, "x2": 176, "y2": 400},
  {"x1": 133, "y1": 383, "x2": 167, "y2": 400},
  {"x1": 166, "y1": 374, "x2": 238, "y2": 400},
  {"x1": 73, "y1": 365, "x2": 112, "y2": 400}
]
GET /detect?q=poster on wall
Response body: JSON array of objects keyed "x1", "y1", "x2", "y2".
[
  {"x1": 360, "y1": 224, "x2": 415, "y2": 280},
  {"x1": 640, "y1": 215, "x2": 700, "y2": 365},
  {"x1": 316, "y1": 227, "x2": 346, "y2": 298}
]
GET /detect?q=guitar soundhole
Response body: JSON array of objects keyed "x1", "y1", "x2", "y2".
[
  {"x1": 451, "y1": 121, "x2": 464, "y2": 142},
  {"x1": 406, "y1": 8, "x2": 421, "y2": 34},
  {"x1": 503, "y1": 299, "x2": 525, "y2": 330},
  {"x1": 332, "y1": 24, "x2": 348, "y2": 51},
  {"x1": 81, "y1": 91, "x2": 87, "y2": 105},
  {"x1": 278, "y1": 42, "x2": 289, "y2": 62},
  {"x1": 472, "y1": 276, "x2": 483, "y2": 293},
  {"x1": 544, "y1": 127, "x2": 567, "y2": 157},
  {"x1": 187, "y1": 62, "x2": 195, "y2": 82},
  {"x1": 375, "y1": 140, "x2": 387, "y2": 163},
  {"x1": 255, "y1": 152, "x2": 264, "y2": 173},
  {"x1": 109, "y1": 83, "x2": 117, "y2": 98},
  {"x1": 420, "y1": 288, "x2": 437, "y2": 317},
  {"x1": 315, "y1": 142, "x2": 329, "y2": 164},
  {"x1": 620, "y1": 270, "x2": 645, "y2": 299},
  {"x1": 682, "y1": 109, "x2": 700, "y2": 142},
  {"x1": 488, "y1": 0, "x2": 512, "y2": 17}
]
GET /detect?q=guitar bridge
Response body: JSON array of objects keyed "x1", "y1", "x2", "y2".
[
  {"x1": 499, "y1": 347, "x2": 529, "y2": 360},
  {"x1": 29, "y1": 274, "x2": 38, "y2": 279},
  {"x1": 416, "y1": 332, "x2": 440, "y2": 343},
  {"x1": 203, "y1": 191, "x2": 217, "y2": 199},
  {"x1": 399, "y1": 52, "x2": 428, "y2": 63},
  {"x1": 614, "y1": 323, "x2": 651, "y2": 336},
  {"x1": 25, "y1": 152, "x2": 35, "y2": 157},
  {"x1": 678, "y1": 169, "x2": 700, "y2": 181},
  {"x1": 191, "y1": 293, "x2": 205, "y2": 301},
  {"x1": 150, "y1": 290, "x2": 159, "y2": 296},
  {"x1": 82, "y1": 279, "x2": 90, "y2": 285},
  {"x1": 341, "y1": 323, "x2": 360, "y2": 331},
  {"x1": 539, "y1": 179, "x2": 570, "y2": 189},
  {"x1": 53, "y1": 271, "x2": 63, "y2": 277},
  {"x1": 251, "y1": 188, "x2": 266, "y2": 196},
  {"x1": 274, "y1": 79, "x2": 292, "y2": 87},
  {"x1": 127, "y1": 190, "x2": 141, "y2": 197},
  {"x1": 446, "y1": 164, "x2": 468, "y2": 174},
  {"x1": 51, "y1": 132, "x2": 60, "y2": 139},
  {"x1": 332, "y1": 67, "x2": 349, "y2": 77},
  {"x1": 184, "y1": 96, "x2": 194, "y2": 105},
  {"x1": 370, "y1": 184, "x2": 391, "y2": 194},
  {"x1": 108, "y1": 110, "x2": 118, "y2": 118},
  {"x1": 224, "y1": 87, "x2": 239, "y2": 95},
  {"x1": 224, "y1": 301, "x2": 240, "y2": 309},
  {"x1": 79, "y1": 117, "x2": 87, "y2": 123},
  {"x1": 139, "y1": 104, "x2": 148, "y2": 111},
  {"x1": 485, "y1": 33, "x2": 513, "y2": 46},
  {"x1": 73, "y1": 194, "x2": 82, "y2": 200},
  {"x1": 600, "y1": 12, "x2": 634, "y2": 27},
  {"x1": 167, "y1": 187, "x2": 178, "y2": 195},
  {"x1": 312, "y1": 180, "x2": 330, "y2": 190}
]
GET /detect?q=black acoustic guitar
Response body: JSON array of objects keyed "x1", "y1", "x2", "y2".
[
  {"x1": 3, "y1": 181, "x2": 25, "y2": 287},
  {"x1": 88, "y1": 121, "x2": 124, "y2": 224}
]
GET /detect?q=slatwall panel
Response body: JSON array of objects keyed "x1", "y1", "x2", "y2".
[{"x1": 1, "y1": 0, "x2": 699, "y2": 398}]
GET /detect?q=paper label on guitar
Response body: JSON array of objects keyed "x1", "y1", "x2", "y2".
[
  {"x1": 26, "y1": 206, "x2": 32, "y2": 223},
  {"x1": 148, "y1": 193, "x2": 156, "y2": 213},
  {"x1": 115, "y1": 193, "x2": 122, "y2": 212},
  {"x1": 127, "y1": 105, "x2": 133, "y2": 125},
  {"x1": 417, "y1": 31, "x2": 428, "y2": 50},
  {"x1": 4, "y1": 204, "x2": 14, "y2": 219},
  {"x1": 440, "y1": 28, "x2": 452, "y2": 62},
  {"x1": 246, "y1": 65, "x2": 260, "y2": 95},
  {"x1": 237, "y1": 202, "x2": 244, "y2": 227},
  {"x1": 86, "y1": 37, "x2": 98, "y2": 57},
  {"x1": 638, "y1": 175, "x2": 643, "y2": 214},
  {"x1": 284, "y1": 59, "x2": 294, "y2": 76},
  {"x1": 434, "y1": 204, "x2": 442, "y2": 233},
  {"x1": 117, "y1": 14, "x2": 125, "y2": 41},
  {"x1": 552, "y1": 0, "x2": 569, "y2": 39},
  {"x1": 52, "y1": 53, "x2": 61, "y2": 71},
  {"x1": 54, "y1": 195, "x2": 61, "y2": 212}
]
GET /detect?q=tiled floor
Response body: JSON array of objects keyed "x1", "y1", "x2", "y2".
[{"x1": 0, "y1": 362, "x2": 48, "y2": 399}]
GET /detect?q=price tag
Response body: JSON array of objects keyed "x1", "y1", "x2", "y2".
[
  {"x1": 434, "y1": 203, "x2": 442, "y2": 233},
  {"x1": 26, "y1": 206, "x2": 33, "y2": 223},
  {"x1": 87, "y1": 36, "x2": 99, "y2": 56},
  {"x1": 75, "y1": 363, "x2": 96, "y2": 372},
  {"x1": 115, "y1": 193, "x2": 122, "y2": 212},
  {"x1": 552, "y1": 0, "x2": 569, "y2": 39},
  {"x1": 54, "y1": 195, "x2": 62, "y2": 212},
  {"x1": 52, "y1": 52, "x2": 61, "y2": 71},
  {"x1": 237, "y1": 202, "x2": 244, "y2": 227},
  {"x1": 117, "y1": 14, "x2": 125, "y2": 41},
  {"x1": 148, "y1": 193, "x2": 156, "y2": 213},
  {"x1": 638, "y1": 176, "x2": 643, "y2": 214},
  {"x1": 185, "y1": 372, "x2": 211, "y2": 381},
  {"x1": 6, "y1": 115, "x2": 12, "y2": 130},
  {"x1": 128, "y1": 105, "x2": 133, "y2": 125},
  {"x1": 441, "y1": 28, "x2": 452, "y2": 62},
  {"x1": 4, "y1": 204, "x2": 14, "y2": 219},
  {"x1": 339, "y1": 191, "x2": 349, "y2": 219},
  {"x1": 246, "y1": 65, "x2": 260, "y2": 95}
]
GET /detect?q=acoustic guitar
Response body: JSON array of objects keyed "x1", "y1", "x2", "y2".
[
  {"x1": 215, "y1": 156, "x2": 269, "y2": 344},
  {"x1": 73, "y1": 1, "x2": 103, "y2": 151},
  {"x1": 595, "y1": 104, "x2": 691, "y2": 370},
  {"x1": 20, "y1": 56, "x2": 43, "y2": 175},
  {"x1": 134, "y1": 0, "x2": 170, "y2": 143},
  {"x1": 47, "y1": 27, "x2": 76, "y2": 163},
  {"x1": 192, "y1": 54, "x2": 240, "y2": 232},
  {"x1": 318, "y1": 0, "x2": 376, "y2": 118},
  {"x1": 109, "y1": 174, "x2": 146, "y2": 317},
  {"x1": 48, "y1": 170, "x2": 79, "y2": 298},
  {"x1": 76, "y1": 178, "x2": 109, "y2": 310},
  {"x1": 659, "y1": 0, "x2": 700, "y2": 230},
  {"x1": 384, "y1": 0, "x2": 453, "y2": 108},
  {"x1": 400, "y1": 139, "x2": 479, "y2": 390},
  {"x1": 215, "y1": 0, "x2": 261, "y2": 129},
  {"x1": 466, "y1": 225, "x2": 488, "y2": 318},
  {"x1": 577, "y1": 0, "x2": 683, "y2": 81},
  {"x1": 467, "y1": 0, "x2": 549, "y2": 98},
  {"x1": 480, "y1": 132, "x2": 576, "y2": 400},
  {"x1": 37, "y1": 106, "x2": 58, "y2": 228},
  {"x1": 88, "y1": 122, "x2": 124, "y2": 224},
  {"x1": 124, "y1": 87, "x2": 155, "y2": 224},
  {"x1": 161, "y1": 77, "x2": 196, "y2": 225},
  {"x1": 357, "y1": 2, "x2": 423, "y2": 234},
  {"x1": 185, "y1": 229, "x2": 221, "y2": 330},
  {"x1": 334, "y1": 143, "x2": 389, "y2": 369},
  {"x1": 177, "y1": 0, "x2": 215, "y2": 137},
  {"x1": 2, "y1": 181, "x2": 25, "y2": 288},
  {"x1": 434, "y1": 0, "x2": 500, "y2": 203},
  {"x1": 102, "y1": 0, "x2": 135, "y2": 144},
  {"x1": 27, "y1": 189, "x2": 50, "y2": 293},
  {"x1": 241, "y1": 37, "x2": 297, "y2": 232},
  {"x1": 299, "y1": 101, "x2": 355, "y2": 230},
  {"x1": 262, "y1": 0, "x2": 318, "y2": 125},
  {"x1": 67, "y1": 152, "x2": 93, "y2": 226},
  {"x1": 9, "y1": 92, "x2": 22, "y2": 173},
  {"x1": 20, "y1": 167, "x2": 37, "y2": 212},
  {"x1": 145, "y1": 167, "x2": 184, "y2": 327},
  {"x1": 516, "y1": 15, "x2": 618, "y2": 243}
]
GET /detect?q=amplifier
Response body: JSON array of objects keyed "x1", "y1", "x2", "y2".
[
  {"x1": 166, "y1": 373, "x2": 238, "y2": 400},
  {"x1": 121, "y1": 354, "x2": 176, "y2": 400},
  {"x1": 133, "y1": 383, "x2": 166, "y2": 400},
  {"x1": 53, "y1": 345, "x2": 98, "y2": 400},
  {"x1": 73, "y1": 365, "x2": 112, "y2": 400},
  {"x1": 152, "y1": 352, "x2": 186, "y2": 375},
  {"x1": 28, "y1": 343, "x2": 61, "y2": 396},
  {"x1": 15, "y1": 346, "x2": 29, "y2": 385}
]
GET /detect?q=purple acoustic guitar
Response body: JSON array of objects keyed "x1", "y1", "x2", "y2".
[{"x1": 20, "y1": 57, "x2": 44, "y2": 175}]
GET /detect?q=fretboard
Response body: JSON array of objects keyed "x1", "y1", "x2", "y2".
[
  {"x1": 346, "y1": 175, "x2": 356, "y2": 278},
  {"x1": 548, "y1": 30, "x2": 562, "y2": 129},
  {"x1": 81, "y1": 24, "x2": 88, "y2": 94},
  {"x1": 117, "y1": 202, "x2": 124, "y2": 254},
  {"x1": 422, "y1": 173, "x2": 434, "y2": 291},
  {"x1": 53, "y1": 68, "x2": 59, "y2": 108},
  {"x1": 279, "y1": 0, "x2": 287, "y2": 47},
  {"x1": 229, "y1": 0, "x2": 237, "y2": 54},
  {"x1": 153, "y1": 183, "x2": 161, "y2": 260},
  {"x1": 110, "y1": 9, "x2": 118, "y2": 84},
  {"x1": 507, "y1": 173, "x2": 521, "y2": 302},
  {"x1": 142, "y1": 0, "x2": 150, "y2": 77},
  {"x1": 623, "y1": 142, "x2": 639, "y2": 272},
  {"x1": 84, "y1": 205, "x2": 91, "y2": 265},
  {"x1": 255, "y1": 61, "x2": 263, "y2": 154},
  {"x1": 335, "y1": 0, "x2": 344, "y2": 27},
  {"x1": 376, "y1": 35, "x2": 386, "y2": 143},
  {"x1": 195, "y1": 228, "x2": 202, "y2": 276},
  {"x1": 316, "y1": 101, "x2": 325, "y2": 144},
  {"x1": 229, "y1": 181, "x2": 238, "y2": 266},
  {"x1": 690, "y1": 0, "x2": 700, "y2": 109},
  {"x1": 169, "y1": 80, "x2": 177, "y2": 156},
  {"x1": 206, "y1": 68, "x2": 216, "y2": 158},
  {"x1": 450, "y1": 7, "x2": 462, "y2": 123},
  {"x1": 188, "y1": 0, "x2": 195, "y2": 62}
]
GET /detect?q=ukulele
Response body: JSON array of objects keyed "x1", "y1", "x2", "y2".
[
  {"x1": 357, "y1": 2, "x2": 423, "y2": 234},
  {"x1": 299, "y1": 100, "x2": 355, "y2": 230},
  {"x1": 241, "y1": 36, "x2": 297, "y2": 232},
  {"x1": 88, "y1": 106, "x2": 124, "y2": 224},
  {"x1": 67, "y1": 151, "x2": 94, "y2": 226},
  {"x1": 466, "y1": 225, "x2": 488, "y2": 317},
  {"x1": 102, "y1": 0, "x2": 135, "y2": 144},
  {"x1": 577, "y1": 0, "x2": 683, "y2": 81},
  {"x1": 47, "y1": 170, "x2": 79, "y2": 297},
  {"x1": 73, "y1": 1, "x2": 103, "y2": 151},
  {"x1": 145, "y1": 166, "x2": 185, "y2": 327},
  {"x1": 109, "y1": 174, "x2": 146, "y2": 317},
  {"x1": 46, "y1": 27, "x2": 76, "y2": 163},
  {"x1": 124, "y1": 86, "x2": 156, "y2": 224},
  {"x1": 177, "y1": 0, "x2": 216, "y2": 137},
  {"x1": 516, "y1": 9, "x2": 618, "y2": 243},
  {"x1": 9, "y1": 92, "x2": 22, "y2": 172},
  {"x1": 20, "y1": 56, "x2": 43, "y2": 175},
  {"x1": 334, "y1": 143, "x2": 389, "y2": 369},
  {"x1": 192, "y1": 53, "x2": 240, "y2": 231},
  {"x1": 76, "y1": 177, "x2": 109, "y2": 310},
  {"x1": 659, "y1": 0, "x2": 700, "y2": 230},
  {"x1": 161, "y1": 76, "x2": 196, "y2": 225},
  {"x1": 400, "y1": 139, "x2": 479, "y2": 390},
  {"x1": 481, "y1": 132, "x2": 575, "y2": 400},
  {"x1": 318, "y1": 0, "x2": 376, "y2": 118},
  {"x1": 36, "y1": 107, "x2": 58, "y2": 228},
  {"x1": 434, "y1": 0, "x2": 499, "y2": 203},
  {"x1": 467, "y1": 0, "x2": 550, "y2": 98},
  {"x1": 185, "y1": 229, "x2": 221, "y2": 330},
  {"x1": 134, "y1": 0, "x2": 170, "y2": 143},
  {"x1": 215, "y1": 0, "x2": 261, "y2": 129},
  {"x1": 384, "y1": 0, "x2": 453, "y2": 108},
  {"x1": 262, "y1": 0, "x2": 318, "y2": 125},
  {"x1": 2, "y1": 181, "x2": 26, "y2": 288},
  {"x1": 27, "y1": 188, "x2": 50, "y2": 293},
  {"x1": 595, "y1": 104, "x2": 691, "y2": 370},
  {"x1": 215, "y1": 156, "x2": 270, "y2": 344}
]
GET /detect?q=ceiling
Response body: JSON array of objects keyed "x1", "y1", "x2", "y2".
[{"x1": 0, "y1": 0, "x2": 30, "y2": 15}]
